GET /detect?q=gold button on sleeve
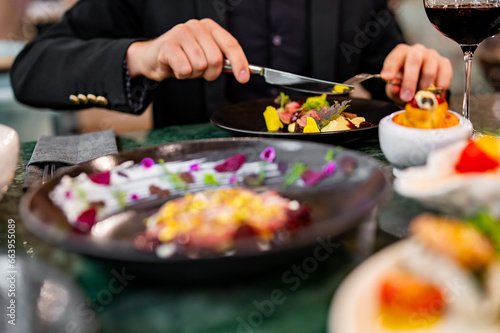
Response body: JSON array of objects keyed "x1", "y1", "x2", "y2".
[
  {"x1": 69, "y1": 94, "x2": 79, "y2": 105},
  {"x1": 77, "y1": 94, "x2": 88, "y2": 104},
  {"x1": 87, "y1": 94, "x2": 97, "y2": 103},
  {"x1": 96, "y1": 96, "x2": 108, "y2": 106}
]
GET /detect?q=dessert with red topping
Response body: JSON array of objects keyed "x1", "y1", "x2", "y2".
[{"x1": 393, "y1": 86, "x2": 458, "y2": 129}]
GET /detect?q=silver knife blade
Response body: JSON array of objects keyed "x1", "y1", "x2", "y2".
[{"x1": 223, "y1": 60, "x2": 354, "y2": 95}]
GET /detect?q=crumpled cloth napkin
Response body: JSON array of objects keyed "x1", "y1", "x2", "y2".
[{"x1": 24, "y1": 129, "x2": 118, "y2": 189}]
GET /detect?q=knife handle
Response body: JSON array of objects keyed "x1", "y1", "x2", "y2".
[{"x1": 223, "y1": 59, "x2": 264, "y2": 75}]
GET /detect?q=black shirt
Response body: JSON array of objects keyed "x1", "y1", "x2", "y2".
[{"x1": 226, "y1": 0, "x2": 309, "y2": 103}]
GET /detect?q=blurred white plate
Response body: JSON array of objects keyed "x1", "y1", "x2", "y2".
[
  {"x1": 0, "y1": 123, "x2": 19, "y2": 201},
  {"x1": 394, "y1": 140, "x2": 500, "y2": 218},
  {"x1": 328, "y1": 240, "x2": 500, "y2": 333}
]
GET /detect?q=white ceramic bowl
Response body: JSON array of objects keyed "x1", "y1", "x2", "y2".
[
  {"x1": 0, "y1": 124, "x2": 19, "y2": 201},
  {"x1": 378, "y1": 110, "x2": 473, "y2": 170}
]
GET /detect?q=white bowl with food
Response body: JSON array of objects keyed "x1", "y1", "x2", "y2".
[
  {"x1": 378, "y1": 90, "x2": 473, "y2": 171},
  {"x1": 0, "y1": 123, "x2": 19, "y2": 200},
  {"x1": 379, "y1": 110, "x2": 472, "y2": 170}
]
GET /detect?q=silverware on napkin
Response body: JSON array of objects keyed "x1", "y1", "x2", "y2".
[
  {"x1": 24, "y1": 129, "x2": 118, "y2": 189},
  {"x1": 223, "y1": 59, "x2": 354, "y2": 95},
  {"x1": 42, "y1": 163, "x2": 56, "y2": 184}
]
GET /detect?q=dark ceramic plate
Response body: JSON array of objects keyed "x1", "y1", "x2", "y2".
[
  {"x1": 211, "y1": 96, "x2": 401, "y2": 143},
  {"x1": 19, "y1": 138, "x2": 391, "y2": 280}
]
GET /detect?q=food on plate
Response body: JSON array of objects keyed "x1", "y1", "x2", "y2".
[
  {"x1": 455, "y1": 136, "x2": 500, "y2": 173},
  {"x1": 394, "y1": 136, "x2": 500, "y2": 217},
  {"x1": 135, "y1": 187, "x2": 311, "y2": 257},
  {"x1": 378, "y1": 270, "x2": 444, "y2": 329},
  {"x1": 393, "y1": 86, "x2": 458, "y2": 129},
  {"x1": 263, "y1": 92, "x2": 373, "y2": 133},
  {"x1": 49, "y1": 147, "x2": 345, "y2": 257},
  {"x1": 411, "y1": 214, "x2": 496, "y2": 271},
  {"x1": 377, "y1": 213, "x2": 500, "y2": 329},
  {"x1": 407, "y1": 214, "x2": 500, "y2": 323}
]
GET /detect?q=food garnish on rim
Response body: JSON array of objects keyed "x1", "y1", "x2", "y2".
[{"x1": 263, "y1": 92, "x2": 374, "y2": 133}]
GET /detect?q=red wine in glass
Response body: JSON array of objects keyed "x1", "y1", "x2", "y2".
[
  {"x1": 424, "y1": 1, "x2": 500, "y2": 120},
  {"x1": 425, "y1": 5, "x2": 500, "y2": 46}
]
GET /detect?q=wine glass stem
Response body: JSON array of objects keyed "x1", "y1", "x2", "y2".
[{"x1": 461, "y1": 47, "x2": 475, "y2": 120}]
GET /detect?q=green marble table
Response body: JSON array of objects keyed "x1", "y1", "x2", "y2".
[
  {"x1": 3, "y1": 93, "x2": 499, "y2": 333},
  {"x1": 0, "y1": 122, "x2": 422, "y2": 333}
]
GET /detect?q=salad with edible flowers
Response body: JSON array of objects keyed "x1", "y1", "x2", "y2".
[
  {"x1": 263, "y1": 92, "x2": 374, "y2": 133},
  {"x1": 50, "y1": 146, "x2": 354, "y2": 235}
]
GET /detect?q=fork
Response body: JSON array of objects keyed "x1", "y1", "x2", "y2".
[
  {"x1": 42, "y1": 163, "x2": 56, "y2": 184},
  {"x1": 343, "y1": 73, "x2": 401, "y2": 86}
]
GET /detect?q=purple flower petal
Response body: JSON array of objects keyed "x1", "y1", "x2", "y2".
[
  {"x1": 260, "y1": 147, "x2": 276, "y2": 163},
  {"x1": 340, "y1": 157, "x2": 357, "y2": 175},
  {"x1": 130, "y1": 193, "x2": 140, "y2": 201},
  {"x1": 189, "y1": 163, "x2": 200, "y2": 171},
  {"x1": 322, "y1": 161, "x2": 337, "y2": 175},
  {"x1": 89, "y1": 171, "x2": 111, "y2": 185},
  {"x1": 300, "y1": 170, "x2": 327, "y2": 187},
  {"x1": 214, "y1": 154, "x2": 246, "y2": 172},
  {"x1": 74, "y1": 207, "x2": 97, "y2": 232},
  {"x1": 65, "y1": 191, "x2": 72, "y2": 199},
  {"x1": 278, "y1": 161, "x2": 288, "y2": 175},
  {"x1": 141, "y1": 157, "x2": 155, "y2": 169},
  {"x1": 229, "y1": 175, "x2": 238, "y2": 184}
]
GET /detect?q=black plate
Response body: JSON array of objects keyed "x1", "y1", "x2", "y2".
[
  {"x1": 211, "y1": 96, "x2": 401, "y2": 143},
  {"x1": 19, "y1": 138, "x2": 391, "y2": 280}
]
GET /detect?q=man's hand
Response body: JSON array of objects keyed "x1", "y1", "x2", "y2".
[
  {"x1": 126, "y1": 18, "x2": 249, "y2": 83},
  {"x1": 381, "y1": 43, "x2": 452, "y2": 104}
]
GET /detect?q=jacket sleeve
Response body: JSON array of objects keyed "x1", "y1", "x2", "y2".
[{"x1": 10, "y1": 0, "x2": 153, "y2": 114}]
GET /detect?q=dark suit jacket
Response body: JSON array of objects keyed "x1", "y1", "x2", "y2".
[{"x1": 10, "y1": 0, "x2": 404, "y2": 128}]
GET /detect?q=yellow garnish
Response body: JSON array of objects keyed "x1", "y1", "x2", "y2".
[
  {"x1": 303, "y1": 117, "x2": 320, "y2": 133},
  {"x1": 158, "y1": 223, "x2": 179, "y2": 242},
  {"x1": 151, "y1": 188, "x2": 292, "y2": 250},
  {"x1": 349, "y1": 117, "x2": 366, "y2": 127},
  {"x1": 398, "y1": 89, "x2": 450, "y2": 129},
  {"x1": 332, "y1": 85, "x2": 349, "y2": 93},
  {"x1": 321, "y1": 117, "x2": 351, "y2": 132},
  {"x1": 475, "y1": 136, "x2": 500, "y2": 161},
  {"x1": 263, "y1": 106, "x2": 283, "y2": 132},
  {"x1": 305, "y1": 94, "x2": 327, "y2": 104}
]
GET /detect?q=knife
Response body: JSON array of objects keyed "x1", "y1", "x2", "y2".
[{"x1": 223, "y1": 59, "x2": 354, "y2": 95}]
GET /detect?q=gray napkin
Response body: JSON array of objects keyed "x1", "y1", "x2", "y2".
[{"x1": 24, "y1": 129, "x2": 118, "y2": 189}]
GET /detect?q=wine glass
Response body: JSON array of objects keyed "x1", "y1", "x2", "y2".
[{"x1": 423, "y1": 0, "x2": 500, "y2": 120}]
